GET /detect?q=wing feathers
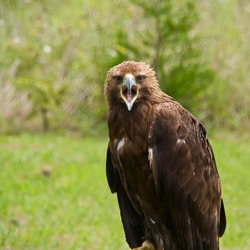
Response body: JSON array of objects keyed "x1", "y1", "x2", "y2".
[
  {"x1": 117, "y1": 182, "x2": 145, "y2": 248},
  {"x1": 106, "y1": 146, "x2": 145, "y2": 248},
  {"x1": 219, "y1": 200, "x2": 226, "y2": 236},
  {"x1": 150, "y1": 102, "x2": 223, "y2": 247},
  {"x1": 106, "y1": 146, "x2": 119, "y2": 193}
]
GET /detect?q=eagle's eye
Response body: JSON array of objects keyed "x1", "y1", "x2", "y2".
[
  {"x1": 136, "y1": 75, "x2": 146, "y2": 83},
  {"x1": 112, "y1": 75, "x2": 123, "y2": 84}
]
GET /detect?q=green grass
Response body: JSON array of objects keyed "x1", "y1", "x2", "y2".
[
  {"x1": 211, "y1": 131, "x2": 250, "y2": 250},
  {"x1": 0, "y1": 132, "x2": 249, "y2": 249},
  {"x1": 0, "y1": 133, "x2": 127, "y2": 250}
]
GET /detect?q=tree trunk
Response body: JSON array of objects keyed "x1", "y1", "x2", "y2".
[{"x1": 41, "y1": 108, "x2": 49, "y2": 131}]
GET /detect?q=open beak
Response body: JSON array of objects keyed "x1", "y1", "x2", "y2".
[{"x1": 120, "y1": 74, "x2": 139, "y2": 111}]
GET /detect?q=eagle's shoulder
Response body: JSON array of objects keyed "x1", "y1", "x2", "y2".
[
  {"x1": 154, "y1": 97, "x2": 194, "y2": 121},
  {"x1": 149, "y1": 99, "x2": 196, "y2": 142}
]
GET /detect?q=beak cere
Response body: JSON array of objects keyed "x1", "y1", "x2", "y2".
[{"x1": 120, "y1": 74, "x2": 139, "y2": 111}]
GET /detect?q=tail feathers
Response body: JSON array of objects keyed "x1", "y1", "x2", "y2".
[{"x1": 163, "y1": 207, "x2": 219, "y2": 250}]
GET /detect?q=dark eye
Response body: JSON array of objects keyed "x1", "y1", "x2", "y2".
[
  {"x1": 136, "y1": 75, "x2": 146, "y2": 83},
  {"x1": 112, "y1": 75, "x2": 123, "y2": 84}
]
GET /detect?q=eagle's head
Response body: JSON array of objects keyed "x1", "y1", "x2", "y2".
[{"x1": 104, "y1": 61, "x2": 161, "y2": 111}]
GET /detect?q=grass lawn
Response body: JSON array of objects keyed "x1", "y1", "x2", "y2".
[{"x1": 0, "y1": 131, "x2": 249, "y2": 249}]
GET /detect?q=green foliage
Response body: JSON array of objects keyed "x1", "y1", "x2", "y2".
[
  {"x1": 115, "y1": 0, "x2": 215, "y2": 112},
  {"x1": 0, "y1": 0, "x2": 249, "y2": 133},
  {"x1": 197, "y1": 1, "x2": 250, "y2": 127},
  {"x1": 1, "y1": 1, "x2": 80, "y2": 130},
  {"x1": 0, "y1": 132, "x2": 249, "y2": 249},
  {"x1": 0, "y1": 0, "x2": 134, "y2": 132}
]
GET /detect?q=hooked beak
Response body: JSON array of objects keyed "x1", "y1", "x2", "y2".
[{"x1": 120, "y1": 74, "x2": 139, "y2": 111}]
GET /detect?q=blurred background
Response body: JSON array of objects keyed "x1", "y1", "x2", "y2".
[
  {"x1": 0, "y1": 0, "x2": 249, "y2": 249},
  {"x1": 0, "y1": 0, "x2": 249, "y2": 134}
]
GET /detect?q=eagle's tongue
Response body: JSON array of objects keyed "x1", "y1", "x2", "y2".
[{"x1": 127, "y1": 92, "x2": 132, "y2": 101}]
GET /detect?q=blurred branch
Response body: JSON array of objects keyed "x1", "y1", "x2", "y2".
[{"x1": 55, "y1": 34, "x2": 82, "y2": 88}]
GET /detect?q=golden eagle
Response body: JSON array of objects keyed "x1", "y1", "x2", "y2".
[{"x1": 104, "y1": 61, "x2": 226, "y2": 250}]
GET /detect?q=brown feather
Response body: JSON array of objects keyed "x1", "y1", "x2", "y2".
[{"x1": 105, "y1": 61, "x2": 226, "y2": 250}]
